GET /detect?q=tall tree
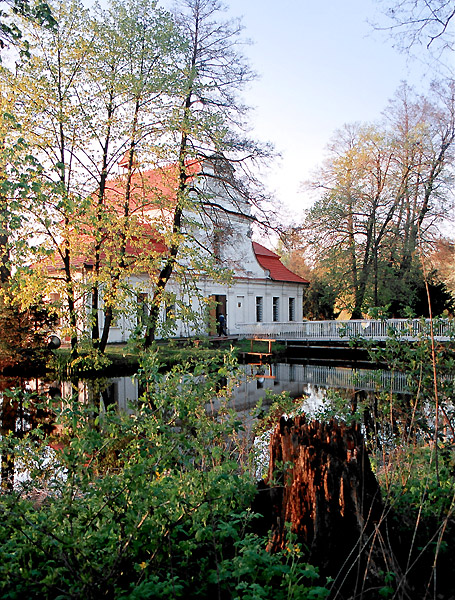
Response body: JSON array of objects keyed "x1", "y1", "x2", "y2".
[
  {"x1": 301, "y1": 82, "x2": 455, "y2": 318},
  {"x1": 6, "y1": 0, "x2": 180, "y2": 355},
  {"x1": 382, "y1": 81, "x2": 455, "y2": 313},
  {"x1": 144, "y1": 0, "x2": 271, "y2": 345},
  {"x1": 83, "y1": 0, "x2": 181, "y2": 352},
  {"x1": 7, "y1": 0, "x2": 94, "y2": 356},
  {"x1": 302, "y1": 123, "x2": 400, "y2": 317}
]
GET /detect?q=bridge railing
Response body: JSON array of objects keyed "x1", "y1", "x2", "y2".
[
  {"x1": 238, "y1": 319, "x2": 454, "y2": 341},
  {"x1": 275, "y1": 363, "x2": 410, "y2": 393}
]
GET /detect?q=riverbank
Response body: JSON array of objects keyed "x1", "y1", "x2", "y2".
[{"x1": 0, "y1": 337, "x2": 287, "y2": 378}]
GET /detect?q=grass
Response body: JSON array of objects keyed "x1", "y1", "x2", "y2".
[{"x1": 49, "y1": 337, "x2": 243, "y2": 376}]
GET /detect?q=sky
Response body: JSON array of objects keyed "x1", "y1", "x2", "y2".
[{"x1": 213, "y1": 0, "x2": 436, "y2": 222}]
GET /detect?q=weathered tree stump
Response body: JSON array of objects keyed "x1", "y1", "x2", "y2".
[{"x1": 258, "y1": 415, "x2": 404, "y2": 596}]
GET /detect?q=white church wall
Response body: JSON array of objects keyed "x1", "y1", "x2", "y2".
[{"x1": 87, "y1": 159, "x2": 306, "y2": 343}]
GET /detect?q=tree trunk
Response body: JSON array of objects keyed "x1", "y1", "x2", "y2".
[
  {"x1": 91, "y1": 84, "x2": 115, "y2": 349},
  {"x1": 0, "y1": 395, "x2": 17, "y2": 492},
  {"x1": 144, "y1": 7, "x2": 200, "y2": 348},
  {"x1": 62, "y1": 243, "x2": 78, "y2": 359},
  {"x1": 0, "y1": 231, "x2": 10, "y2": 284},
  {"x1": 258, "y1": 416, "x2": 405, "y2": 596}
]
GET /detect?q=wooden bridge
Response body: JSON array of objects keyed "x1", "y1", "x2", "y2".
[{"x1": 239, "y1": 318, "x2": 454, "y2": 342}]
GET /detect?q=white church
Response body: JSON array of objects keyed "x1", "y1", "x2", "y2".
[
  {"x1": 47, "y1": 155, "x2": 309, "y2": 342},
  {"x1": 109, "y1": 156, "x2": 308, "y2": 341}
]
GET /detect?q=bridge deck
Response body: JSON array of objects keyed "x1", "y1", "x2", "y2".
[{"x1": 238, "y1": 318, "x2": 453, "y2": 342}]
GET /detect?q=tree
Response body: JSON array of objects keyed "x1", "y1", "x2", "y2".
[
  {"x1": 375, "y1": 0, "x2": 454, "y2": 72},
  {"x1": 0, "y1": 0, "x2": 55, "y2": 59},
  {"x1": 0, "y1": 94, "x2": 36, "y2": 285},
  {"x1": 302, "y1": 122, "x2": 403, "y2": 317},
  {"x1": 4, "y1": 0, "x2": 96, "y2": 357},
  {"x1": 5, "y1": 0, "x2": 181, "y2": 356},
  {"x1": 81, "y1": 0, "x2": 181, "y2": 352},
  {"x1": 143, "y1": 0, "x2": 272, "y2": 346},
  {"x1": 300, "y1": 82, "x2": 455, "y2": 318},
  {"x1": 0, "y1": 89, "x2": 59, "y2": 357},
  {"x1": 2, "y1": 0, "x2": 272, "y2": 355}
]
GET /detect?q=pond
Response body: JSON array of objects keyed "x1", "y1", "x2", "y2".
[
  {"x1": 0, "y1": 360, "x2": 424, "y2": 490},
  {"x1": 6, "y1": 362, "x2": 408, "y2": 406},
  {"x1": 1, "y1": 361, "x2": 410, "y2": 437}
]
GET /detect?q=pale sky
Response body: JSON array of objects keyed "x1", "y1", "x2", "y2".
[{"x1": 221, "y1": 0, "x2": 436, "y2": 222}]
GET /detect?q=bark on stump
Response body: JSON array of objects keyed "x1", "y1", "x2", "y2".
[{"x1": 261, "y1": 416, "x2": 401, "y2": 596}]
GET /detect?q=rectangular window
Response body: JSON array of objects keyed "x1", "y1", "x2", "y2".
[
  {"x1": 272, "y1": 297, "x2": 279, "y2": 322},
  {"x1": 255, "y1": 296, "x2": 263, "y2": 322},
  {"x1": 50, "y1": 292, "x2": 61, "y2": 326},
  {"x1": 288, "y1": 297, "x2": 295, "y2": 322}
]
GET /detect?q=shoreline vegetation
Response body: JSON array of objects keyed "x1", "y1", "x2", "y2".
[
  {"x1": 1, "y1": 336, "x2": 455, "y2": 598},
  {"x1": 0, "y1": 338, "x2": 288, "y2": 378}
]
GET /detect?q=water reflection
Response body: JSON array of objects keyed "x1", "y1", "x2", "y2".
[
  {"x1": 11, "y1": 363, "x2": 410, "y2": 416},
  {"x1": 209, "y1": 363, "x2": 410, "y2": 442},
  {"x1": 229, "y1": 363, "x2": 408, "y2": 411},
  {"x1": 1, "y1": 363, "x2": 411, "y2": 488},
  {"x1": 0, "y1": 376, "x2": 62, "y2": 491}
]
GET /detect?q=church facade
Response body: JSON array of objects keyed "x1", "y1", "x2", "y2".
[
  {"x1": 104, "y1": 157, "x2": 309, "y2": 341},
  {"x1": 43, "y1": 156, "x2": 308, "y2": 342}
]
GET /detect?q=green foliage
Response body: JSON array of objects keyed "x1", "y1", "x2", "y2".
[
  {"x1": 68, "y1": 346, "x2": 113, "y2": 374},
  {"x1": 378, "y1": 444, "x2": 455, "y2": 519},
  {"x1": 302, "y1": 276, "x2": 339, "y2": 320},
  {"x1": 310, "y1": 388, "x2": 366, "y2": 427},
  {"x1": 378, "y1": 571, "x2": 396, "y2": 599},
  {"x1": 47, "y1": 345, "x2": 113, "y2": 376},
  {"x1": 253, "y1": 390, "x2": 303, "y2": 437},
  {"x1": 0, "y1": 0, "x2": 56, "y2": 59},
  {"x1": 214, "y1": 530, "x2": 329, "y2": 600},
  {"x1": 0, "y1": 351, "x2": 328, "y2": 599},
  {"x1": 0, "y1": 300, "x2": 57, "y2": 372},
  {"x1": 377, "y1": 265, "x2": 455, "y2": 318}
]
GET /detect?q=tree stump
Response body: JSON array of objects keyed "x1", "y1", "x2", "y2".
[{"x1": 261, "y1": 415, "x2": 403, "y2": 596}]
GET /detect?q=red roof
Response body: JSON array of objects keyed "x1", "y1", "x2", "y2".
[
  {"x1": 101, "y1": 160, "x2": 202, "y2": 218},
  {"x1": 252, "y1": 242, "x2": 309, "y2": 284},
  {"x1": 39, "y1": 161, "x2": 202, "y2": 272},
  {"x1": 41, "y1": 225, "x2": 167, "y2": 273}
]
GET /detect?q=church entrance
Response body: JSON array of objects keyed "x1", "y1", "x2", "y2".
[{"x1": 208, "y1": 294, "x2": 227, "y2": 335}]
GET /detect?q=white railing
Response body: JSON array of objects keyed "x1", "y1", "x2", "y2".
[
  {"x1": 276, "y1": 363, "x2": 410, "y2": 394},
  {"x1": 238, "y1": 319, "x2": 454, "y2": 342}
]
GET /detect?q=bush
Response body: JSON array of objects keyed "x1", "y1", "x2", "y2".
[{"x1": 0, "y1": 350, "x2": 329, "y2": 600}]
